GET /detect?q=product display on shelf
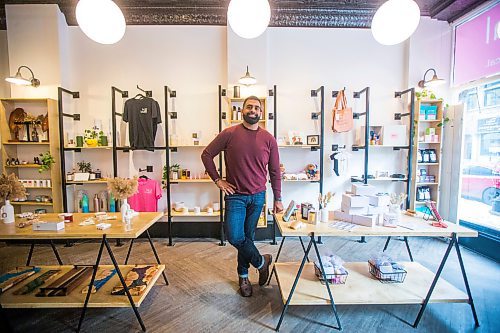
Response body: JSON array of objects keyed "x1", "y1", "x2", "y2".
[
  {"x1": 81, "y1": 268, "x2": 117, "y2": 294},
  {"x1": 0, "y1": 266, "x2": 41, "y2": 293},
  {"x1": 111, "y1": 265, "x2": 160, "y2": 296},
  {"x1": 1, "y1": 98, "x2": 63, "y2": 214},
  {"x1": 13, "y1": 269, "x2": 61, "y2": 295},
  {"x1": 36, "y1": 266, "x2": 93, "y2": 297}
]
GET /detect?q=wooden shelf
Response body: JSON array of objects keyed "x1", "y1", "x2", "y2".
[
  {"x1": 283, "y1": 179, "x2": 319, "y2": 183},
  {"x1": 417, "y1": 182, "x2": 439, "y2": 185},
  {"x1": 274, "y1": 262, "x2": 468, "y2": 306},
  {"x1": 170, "y1": 145, "x2": 207, "y2": 148},
  {"x1": 352, "y1": 177, "x2": 408, "y2": 182},
  {"x1": 170, "y1": 179, "x2": 212, "y2": 183},
  {"x1": 4, "y1": 164, "x2": 41, "y2": 168},
  {"x1": 2, "y1": 142, "x2": 50, "y2": 145},
  {"x1": 23, "y1": 186, "x2": 52, "y2": 189},
  {"x1": 11, "y1": 201, "x2": 53, "y2": 206},
  {"x1": 278, "y1": 145, "x2": 320, "y2": 149},
  {"x1": 418, "y1": 141, "x2": 441, "y2": 144},
  {"x1": 418, "y1": 119, "x2": 441, "y2": 123},
  {"x1": 0, "y1": 264, "x2": 165, "y2": 309},
  {"x1": 417, "y1": 163, "x2": 439, "y2": 166},
  {"x1": 64, "y1": 146, "x2": 112, "y2": 150},
  {"x1": 66, "y1": 180, "x2": 108, "y2": 184},
  {"x1": 169, "y1": 211, "x2": 221, "y2": 217}
]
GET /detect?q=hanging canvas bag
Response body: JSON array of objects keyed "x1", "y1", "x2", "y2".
[{"x1": 332, "y1": 90, "x2": 353, "y2": 132}]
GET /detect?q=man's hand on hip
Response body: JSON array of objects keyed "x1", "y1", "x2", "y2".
[
  {"x1": 215, "y1": 179, "x2": 236, "y2": 195},
  {"x1": 273, "y1": 200, "x2": 284, "y2": 214}
]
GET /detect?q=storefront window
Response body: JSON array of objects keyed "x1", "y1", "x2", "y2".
[{"x1": 458, "y1": 79, "x2": 500, "y2": 231}]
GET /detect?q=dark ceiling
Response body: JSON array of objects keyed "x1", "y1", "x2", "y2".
[{"x1": 0, "y1": 0, "x2": 488, "y2": 30}]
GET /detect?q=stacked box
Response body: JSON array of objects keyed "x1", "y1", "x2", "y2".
[
  {"x1": 352, "y1": 214, "x2": 378, "y2": 227},
  {"x1": 351, "y1": 183, "x2": 377, "y2": 196}
]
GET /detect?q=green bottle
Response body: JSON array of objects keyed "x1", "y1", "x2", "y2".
[
  {"x1": 109, "y1": 193, "x2": 116, "y2": 212},
  {"x1": 81, "y1": 193, "x2": 89, "y2": 213}
]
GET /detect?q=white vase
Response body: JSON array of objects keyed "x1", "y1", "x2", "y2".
[
  {"x1": 120, "y1": 198, "x2": 130, "y2": 222},
  {"x1": 1, "y1": 200, "x2": 15, "y2": 224},
  {"x1": 383, "y1": 204, "x2": 401, "y2": 227},
  {"x1": 320, "y1": 208, "x2": 329, "y2": 223}
]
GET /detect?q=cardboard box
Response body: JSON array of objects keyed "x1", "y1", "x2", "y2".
[
  {"x1": 382, "y1": 125, "x2": 407, "y2": 146},
  {"x1": 352, "y1": 214, "x2": 378, "y2": 227},
  {"x1": 351, "y1": 184, "x2": 377, "y2": 196},
  {"x1": 341, "y1": 204, "x2": 368, "y2": 215},
  {"x1": 342, "y1": 193, "x2": 370, "y2": 207},
  {"x1": 333, "y1": 210, "x2": 353, "y2": 223},
  {"x1": 33, "y1": 221, "x2": 65, "y2": 231},
  {"x1": 368, "y1": 194, "x2": 390, "y2": 207},
  {"x1": 367, "y1": 205, "x2": 387, "y2": 215}
]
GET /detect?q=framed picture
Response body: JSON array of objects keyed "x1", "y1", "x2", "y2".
[{"x1": 307, "y1": 135, "x2": 319, "y2": 145}]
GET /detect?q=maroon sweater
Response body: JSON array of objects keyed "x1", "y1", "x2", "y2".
[{"x1": 201, "y1": 124, "x2": 281, "y2": 199}]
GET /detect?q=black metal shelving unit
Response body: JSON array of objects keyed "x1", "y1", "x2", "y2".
[
  {"x1": 111, "y1": 85, "x2": 170, "y2": 245},
  {"x1": 57, "y1": 86, "x2": 80, "y2": 213},
  {"x1": 270, "y1": 86, "x2": 324, "y2": 245}
]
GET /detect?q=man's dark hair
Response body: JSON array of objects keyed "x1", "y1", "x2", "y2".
[{"x1": 243, "y1": 96, "x2": 262, "y2": 109}]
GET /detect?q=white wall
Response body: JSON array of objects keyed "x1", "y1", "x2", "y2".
[
  {"x1": 3, "y1": 4, "x2": 454, "y2": 215},
  {"x1": 0, "y1": 30, "x2": 9, "y2": 98}
]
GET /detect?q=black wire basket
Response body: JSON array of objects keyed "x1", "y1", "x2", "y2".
[
  {"x1": 314, "y1": 263, "x2": 348, "y2": 285},
  {"x1": 368, "y1": 261, "x2": 407, "y2": 283}
]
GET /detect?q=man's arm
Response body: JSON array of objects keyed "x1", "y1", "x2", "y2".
[
  {"x1": 268, "y1": 138, "x2": 283, "y2": 213},
  {"x1": 201, "y1": 130, "x2": 229, "y2": 181}
]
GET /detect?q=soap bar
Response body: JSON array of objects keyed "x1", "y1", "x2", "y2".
[{"x1": 32, "y1": 221, "x2": 65, "y2": 231}]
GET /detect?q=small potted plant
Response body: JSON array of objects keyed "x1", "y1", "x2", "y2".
[
  {"x1": 0, "y1": 173, "x2": 26, "y2": 223},
  {"x1": 169, "y1": 164, "x2": 180, "y2": 180},
  {"x1": 38, "y1": 152, "x2": 55, "y2": 173},
  {"x1": 77, "y1": 161, "x2": 92, "y2": 173},
  {"x1": 84, "y1": 126, "x2": 99, "y2": 147}
]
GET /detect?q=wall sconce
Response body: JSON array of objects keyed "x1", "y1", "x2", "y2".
[
  {"x1": 417, "y1": 68, "x2": 445, "y2": 88},
  {"x1": 238, "y1": 66, "x2": 257, "y2": 86},
  {"x1": 5, "y1": 66, "x2": 40, "y2": 87}
]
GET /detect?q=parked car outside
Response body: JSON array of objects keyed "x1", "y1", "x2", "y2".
[{"x1": 461, "y1": 164, "x2": 500, "y2": 205}]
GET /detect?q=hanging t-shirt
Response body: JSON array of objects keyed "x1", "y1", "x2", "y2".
[
  {"x1": 128, "y1": 178, "x2": 162, "y2": 212},
  {"x1": 123, "y1": 97, "x2": 162, "y2": 149}
]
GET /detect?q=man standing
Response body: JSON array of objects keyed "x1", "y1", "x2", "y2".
[{"x1": 201, "y1": 96, "x2": 283, "y2": 297}]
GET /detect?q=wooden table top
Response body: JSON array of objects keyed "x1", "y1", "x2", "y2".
[
  {"x1": 0, "y1": 213, "x2": 163, "y2": 240},
  {"x1": 274, "y1": 213, "x2": 478, "y2": 238}
]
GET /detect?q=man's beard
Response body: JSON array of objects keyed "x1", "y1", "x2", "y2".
[{"x1": 243, "y1": 113, "x2": 260, "y2": 125}]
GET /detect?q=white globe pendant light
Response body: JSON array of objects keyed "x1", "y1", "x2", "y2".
[
  {"x1": 228, "y1": 0, "x2": 271, "y2": 39},
  {"x1": 76, "y1": 0, "x2": 126, "y2": 45},
  {"x1": 371, "y1": 0, "x2": 421, "y2": 45}
]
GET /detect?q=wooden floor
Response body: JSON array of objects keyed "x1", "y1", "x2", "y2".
[{"x1": 0, "y1": 235, "x2": 498, "y2": 332}]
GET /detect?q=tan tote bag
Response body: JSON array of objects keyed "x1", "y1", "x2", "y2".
[{"x1": 332, "y1": 90, "x2": 353, "y2": 132}]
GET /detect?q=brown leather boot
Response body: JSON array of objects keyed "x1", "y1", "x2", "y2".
[
  {"x1": 238, "y1": 277, "x2": 252, "y2": 297},
  {"x1": 258, "y1": 254, "x2": 272, "y2": 286}
]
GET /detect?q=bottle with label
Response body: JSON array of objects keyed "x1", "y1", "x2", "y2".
[
  {"x1": 81, "y1": 193, "x2": 89, "y2": 213},
  {"x1": 95, "y1": 169, "x2": 102, "y2": 179},
  {"x1": 232, "y1": 106, "x2": 237, "y2": 121},
  {"x1": 237, "y1": 107, "x2": 242, "y2": 121},
  {"x1": 93, "y1": 194, "x2": 100, "y2": 212},
  {"x1": 109, "y1": 192, "x2": 116, "y2": 212}
]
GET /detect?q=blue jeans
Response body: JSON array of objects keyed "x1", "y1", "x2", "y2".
[{"x1": 224, "y1": 191, "x2": 266, "y2": 277}]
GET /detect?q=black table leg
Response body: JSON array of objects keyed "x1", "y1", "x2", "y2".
[
  {"x1": 49, "y1": 240, "x2": 63, "y2": 265},
  {"x1": 267, "y1": 236, "x2": 286, "y2": 285},
  {"x1": 271, "y1": 215, "x2": 277, "y2": 245},
  {"x1": 275, "y1": 237, "x2": 313, "y2": 332},
  {"x1": 146, "y1": 230, "x2": 169, "y2": 285},
  {"x1": 77, "y1": 236, "x2": 105, "y2": 333},
  {"x1": 103, "y1": 236, "x2": 146, "y2": 332},
  {"x1": 413, "y1": 233, "x2": 455, "y2": 328},
  {"x1": 312, "y1": 234, "x2": 342, "y2": 330},
  {"x1": 26, "y1": 242, "x2": 35, "y2": 266},
  {"x1": 403, "y1": 237, "x2": 414, "y2": 262},
  {"x1": 317, "y1": 236, "x2": 323, "y2": 244},
  {"x1": 358, "y1": 236, "x2": 367, "y2": 243},
  {"x1": 168, "y1": 218, "x2": 174, "y2": 246},
  {"x1": 298, "y1": 237, "x2": 310, "y2": 263},
  {"x1": 219, "y1": 219, "x2": 226, "y2": 246},
  {"x1": 382, "y1": 236, "x2": 391, "y2": 251},
  {"x1": 454, "y1": 237, "x2": 480, "y2": 327},
  {"x1": 124, "y1": 239, "x2": 135, "y2": 265},
  {"x1": 0, "y1": 303, "x2": 13, "y2": 333}
]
